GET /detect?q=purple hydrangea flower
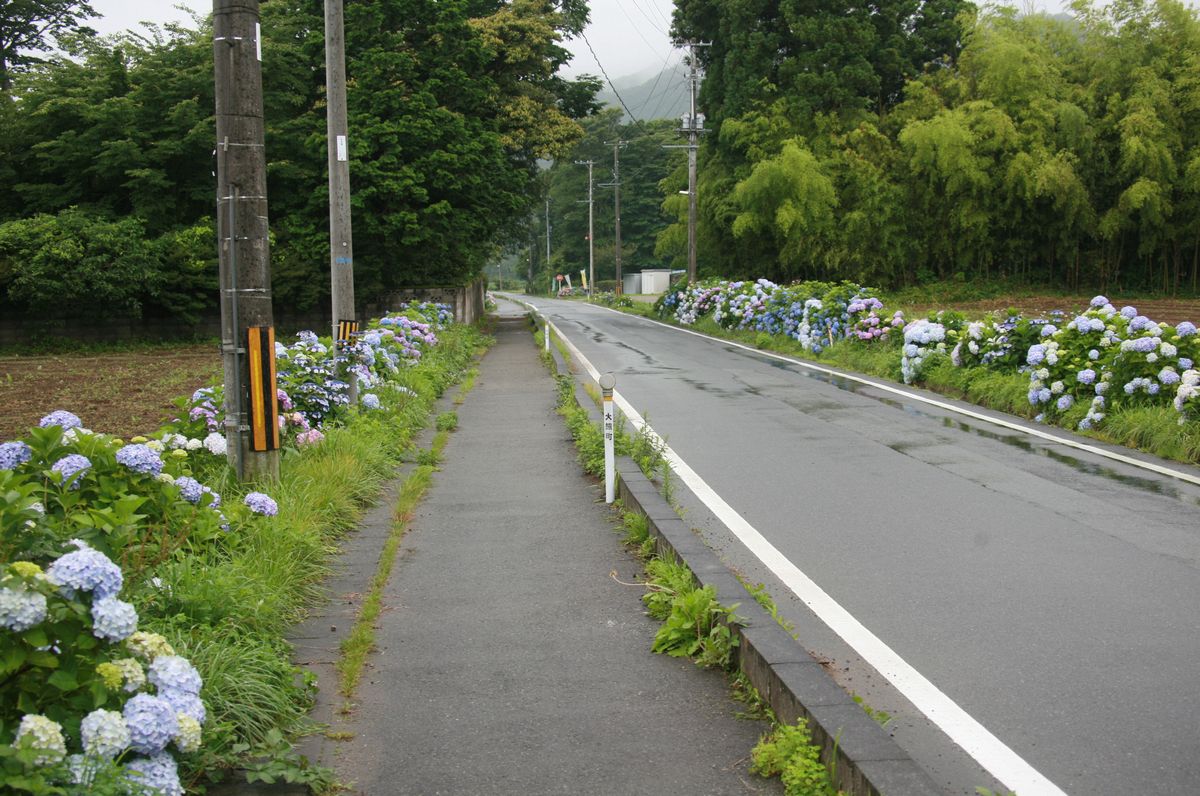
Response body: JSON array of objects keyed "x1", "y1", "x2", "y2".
[
  {"x1": 148, "y1": 655, "x2": 202, "y2": 695},
  {"x1": 123, "y1": 694, "x2": 179, "y2": 755},
  {"x1": 91, "y1": 597, "x2": 138, "y2": 642},
  {"x1": 1177, "y1": 321, "x2": 1197, "y2": 337},
  {"x1": 243, "y1": 492, "x2": 278, "y2": 516},
  {"x1": 1027, "y1": 345, "x2": 1046, "y2": 366},
  {"x1": 125, "y1": 752, "x2": 183, "y2": 796},
  {"x1": 1056, "y1": 395, "x2": 1074, "y2": 411},
  {"x1": 0, "y1": 441, "x2": 32, "y2": 470},
  {"x1": 115, "y1": 444, "x2": 163, "y2": 477},
  {"x1": 1090, "y1": 295, "x2": 1109, "y2": 308},
  {"x1": 173, "y1": 476, "x2": 204, "y2": 504},
  {"x1": 1121, "y1": 306, "x2": 1138, "y2": 319},
  {"x1": 159, "y1": 689, "x2": 206, "y2": 724},
  {"x1": 360, "y1": 393, "x2": 381, "y2": 410},
  {"x1": 1077, "y1": 369, "x2": 1096, "y2": 385},
  {"x1": 1132, "y1": 337, "x2": 1158, "y2": 354},
  {"x1": 1160, "y1": 368, "x2": 1181, "y2": 386},
  {"x1": 39, "y1": 410, "x2": 82, "y2": 430},
  {"x1": 46, "y1": 540, "x2": 123, "y2": 599},
  {"x1": 51, "y1": 454, "x2": 91, "y2": 489},
  {"x1": 1181, "y1": 358, "x2": 1194, "y2": 370}
]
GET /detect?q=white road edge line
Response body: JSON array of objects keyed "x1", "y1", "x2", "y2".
[
  {"x1": 576, "y1": 300, "x2": 1200, "y2": 488},
  {"x1": 521, "y1": 300, "x2": 1069, "y2": 796}
]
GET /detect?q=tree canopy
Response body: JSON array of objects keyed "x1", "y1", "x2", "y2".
[
  {"x1": 658, "y1": 0, "x2": 1200, "y2": 295},
  {"x1": 0, "y1": 0, "x2": 599, "y2": 320}
]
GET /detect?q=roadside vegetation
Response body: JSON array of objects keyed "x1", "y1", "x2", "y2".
[
  {"x1": 0, "y1": 304, "x2": 486, "y2": 794},
  {"x1": 576, "y1": 278, "x2": 1200, "y2": 467}
]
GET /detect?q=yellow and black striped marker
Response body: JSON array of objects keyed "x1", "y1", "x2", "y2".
[
  {"x1": 246, "y1": 326, "x2": 280, "y2": 451},
  {"x1": 336, "y1": 319, "x2": 360, "y2": 349}
]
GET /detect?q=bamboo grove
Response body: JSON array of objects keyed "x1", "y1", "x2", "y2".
[{"x1": 662, "y1": 0, "x2": 1200, "y2": 295}]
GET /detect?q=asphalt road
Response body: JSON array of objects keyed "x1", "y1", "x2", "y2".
[{"x1": 518, "y1": 295, "x2": 1200, "y2": 796}]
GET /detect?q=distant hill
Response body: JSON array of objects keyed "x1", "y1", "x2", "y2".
[{"x1": 596, "y1": 62, "x2": 690, "y2": 122}]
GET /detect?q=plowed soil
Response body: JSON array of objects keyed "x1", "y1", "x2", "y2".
[
  {"x1": 907, "y1": 295, "x2": 1200, "y2": 326},
  {"x1": 0, "y1": 345, "x2": 220, "y2": 441}
]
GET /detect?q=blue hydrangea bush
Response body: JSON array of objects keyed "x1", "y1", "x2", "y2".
[
  {"x1": 1, "y1": 544, "x2": 204, "y2": 795},
  {"x1": 656, "y1": 278, "x2": 902, "y2": 355},
  {"x1": 167, "y1": 302, "x2": 452, "y2": 444}
]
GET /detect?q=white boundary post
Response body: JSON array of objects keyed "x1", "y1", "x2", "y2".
[
  {"x1": 600, "y1": 372, "x2": 616, "y2": 503},
  {"x1": 544, "y1": 314, "x2": 551, "y2": 353}
]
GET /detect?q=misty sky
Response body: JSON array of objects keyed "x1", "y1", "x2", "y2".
[{"x1": 92, "y1": 0, "x2": 1070, "y2": 83}]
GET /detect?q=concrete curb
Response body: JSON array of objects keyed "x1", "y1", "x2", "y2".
[{"x1": 522, "y1": 302, "x2": 942, "y2": 796}]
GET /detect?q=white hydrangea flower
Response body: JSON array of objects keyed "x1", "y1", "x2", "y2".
[
  {"x1": 126, "y1": 631, "x2": 175, "y2": 661},
  {"x1": 174, "y1": 715, "x2": 202, "y2": 753},
  {"x1": 81, "y1": 709, "x2": 131, "y2": 758},
  {"x1": 113, "y1": 657, "x2": 147, "y2": 692},
  {"x1": 184, "y1": 438, "x2": 203, "y2": 451},
  {"x1": 13, "y1": 715, "x2": 67, "y2": 766},
  {"x1": 202, "y1": 432, "x2": 227, "y2": 456},
  {"x1": 145, "y1": 440, "x2": 166, "y2": 453}
]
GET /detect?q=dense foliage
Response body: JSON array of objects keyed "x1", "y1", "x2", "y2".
[
  {"x1": 661, "y1": 0, "x2": 1200, "y2": 295},
  {"x1": 0, "y1": 0, "x2": 599, "y2": 320}
]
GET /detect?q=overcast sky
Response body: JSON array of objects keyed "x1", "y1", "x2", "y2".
[{"x1": 91, "y1": 0, "x2": 1069, "y2": 83}]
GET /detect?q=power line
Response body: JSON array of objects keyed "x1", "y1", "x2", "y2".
[
  {"x1": 642, "y1": 51, "x2": 685, "y2": 120},
  {"x1": 614, "y1": 0, "x2": 669, "y2": 37},
  {"x1": 578, "y1": 30, "x2": 652, "y2": 134},
  {"x1": 611, "y1": 0, "x2": 667, "y2": 51}
]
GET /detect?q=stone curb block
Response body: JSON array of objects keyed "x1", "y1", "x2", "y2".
[{"x1": 614, "y1": 466, "x2": 941, "y2": 796}]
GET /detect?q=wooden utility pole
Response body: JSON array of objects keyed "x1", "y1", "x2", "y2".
[
  {"x1": 675, "y1": 41, "x2": 709, "y2": 285},
  {"x1": 325, "y1": 0, "x2": 357, "y2": 403},
  {"x1": 214, "y1": 0, "x2": 280, "y2": 482},
  {"x1": 601, "y1": 140, "x2": 626, "y2": 293},
  {"x1": 576, "y1": 159, "x2": 595, "y2": 299}
]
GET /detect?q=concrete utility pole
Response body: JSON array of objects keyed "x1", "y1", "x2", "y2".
[
  {"x1": 673, "y1": 41, "x2": 709, "y2": 285},
  {"x1": 214, "y1": 0, "x2": 280, "y2": 482},
  {"x1": 600, "y1": 140, "x2": 626, "y2": 293},
  {"x1": 325, "y1": 0, "x2": 357, "y2": 403},
  {"x1": 575, "y1": 159, "x2": 595, "y2": 299}
]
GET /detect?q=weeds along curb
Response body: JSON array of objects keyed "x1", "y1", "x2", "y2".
[{"x1": 524, "y1": 306, "x2": 940, "y2": 796}]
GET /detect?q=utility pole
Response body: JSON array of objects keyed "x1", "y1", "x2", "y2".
[
  {"x1": 325, "y1": 0, "x2": 357, "y2": 403},
  {"x1": 600, "y1": 140, "x2": 626, "y2": 294},
  {"x1": 545, "y1": 196, "x2": 553, "y2": 295},
  {"x1": 214, "y1": 0, "x2": 280, "y2": 482},
  {"x1": 575, "y1": 159, "x2": 595, "y2": 300},
  {"x1": 669, "y1": 41, "x2": 710, "y2": 285}
]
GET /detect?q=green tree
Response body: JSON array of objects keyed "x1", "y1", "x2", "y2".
[{"x1": 0, "y1": 0, "x2": 95, "y2": 93}]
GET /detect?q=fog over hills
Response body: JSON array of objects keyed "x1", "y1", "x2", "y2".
[{"x1": 595, "y1": 61, "x2": 690, "y2": 122}]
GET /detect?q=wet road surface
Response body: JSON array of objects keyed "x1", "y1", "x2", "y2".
[{"x1": 521, "y1": 296, "x2": 1200, "y2": 796}]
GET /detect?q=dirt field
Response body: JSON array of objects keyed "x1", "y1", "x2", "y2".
[
  {"x1": 0, "y1": 344, "x2": 220, "y2": 440},
  {"x1": 905, "y1": 295, "x2": 1200, "y2": 325}
]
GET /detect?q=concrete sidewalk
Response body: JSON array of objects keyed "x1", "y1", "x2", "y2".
[{"x1": 330, "y1": 303, "x2": 778, "y2": 795}]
